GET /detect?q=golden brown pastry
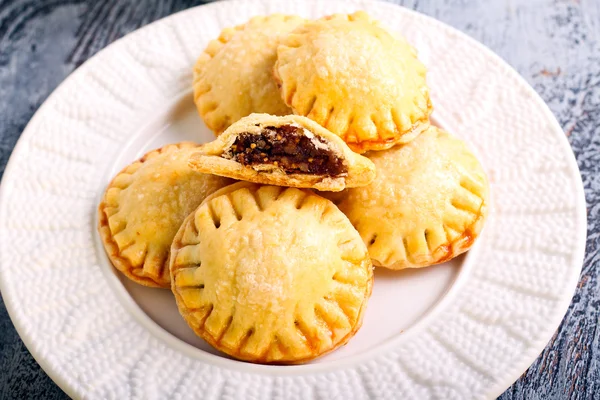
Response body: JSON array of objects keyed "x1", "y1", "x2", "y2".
[
  {"x1": 193, "y1": 14, "x2": 305, "y2": 134},
  {"x1": 98, "y1": 143, "x2": 233, "y2": 288},
  {"x1": 274, "y1": 11, "x2": 431, "y2": 153},
  {"x1": 187, "y1": 113, "x2": 376, "y2": 192},
  {"x1": 327, "y1": 126, "x2": 489, "y2": 269},
  {"x1": 170, "y1": 182, "x2": 373, "y2": 363}
]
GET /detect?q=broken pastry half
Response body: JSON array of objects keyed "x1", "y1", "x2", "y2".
[
  {"x1": 275, "y1": 11, "x2": 431, "y2": 153},
  {"x1": 326, "y1": 126, "x2": 489, "y2": 270},
  {"x1": 187, "y1": 113, "x2": 376, "y2": 192},
  {"x1": 98, "y1": 143, "x2": 233, "y2": 288},
  {"x1": 170, "y1": 182, "x2": 374, "y2": 363}
]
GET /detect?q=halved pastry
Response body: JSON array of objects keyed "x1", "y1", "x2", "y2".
[
  {"x1": 193, "y1": 14, "x2": 305, "y2": 134},
  {"x1": 187, "y1": 113, "x2": 376, "y2": 192},
  {"x1": 327, "y1": 126, "x2": 489, "y2": 270},
  {"x1": 170, "y1": 182, "x2": 373, "y2": 363},
  {"x1": 274, "y1": 11, "x2": 432, "y2": 153},
  {"x1": 98, "y1": 143, "x2": 233, "y2": 288}
]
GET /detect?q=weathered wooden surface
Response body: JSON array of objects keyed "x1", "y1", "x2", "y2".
[{"x1": 0, "y1": 0, "x2": 597, "y2": 398}]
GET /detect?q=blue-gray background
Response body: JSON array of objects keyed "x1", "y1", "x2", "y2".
[{"x1": 0, "y1": 0, "x2": 598, "y2": 398}]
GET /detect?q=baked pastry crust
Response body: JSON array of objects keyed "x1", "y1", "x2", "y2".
[
  {"x1": 187, "y1": 113, "x2": 376, "y2": 192},
  {"x1": 98, "y1": 143, "x2": 233, "y2": 288},
  {"x1": 170, "y1": 182, "x2": 373, "y2": 363},
  {"x1": 274, "y1": 11, "x2": 432, "y2": 153},
  {"x1": 327, "y1": 126, "x2": 489, "y2": 269},
  {"x1": 193, "y1": 14, "x2": 305, "y2": 134}
]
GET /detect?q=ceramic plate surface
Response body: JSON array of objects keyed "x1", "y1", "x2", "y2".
[{"x1": 0, "y1": 0, "x2": 586, "y2": 399}]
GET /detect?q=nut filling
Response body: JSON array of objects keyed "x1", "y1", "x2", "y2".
[{"x1": 224, "y1": 125, "x2": 348, "y2": 176}]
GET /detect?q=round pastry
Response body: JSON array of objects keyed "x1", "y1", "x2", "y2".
[
  {"x1": 187, "y1": 113, "x2": 376, "y2": 192},
  {"x1": 327, "y1": 126, "x2": 489, "y2": 269},
  {"x1": 193, "y1": 14, "x2": 305, "y2": 134},
  {"x1": 98, "y1": 143, "x2": 233, "y2": 288},
  {"x1": 274, "y1": 11, "x2": 431, "y2": 153},
  {"x1": 170, "y1": 182, "x2": 374, "y2": 363}
]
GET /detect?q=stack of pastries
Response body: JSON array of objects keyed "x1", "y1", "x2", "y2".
[{"x1": 98, "y1": 11, "x2": 489, "y2": 364}]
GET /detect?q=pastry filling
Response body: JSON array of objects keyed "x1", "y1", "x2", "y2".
[{"x1": 224, "y1": 125, "x2": 347, "y2": 176}]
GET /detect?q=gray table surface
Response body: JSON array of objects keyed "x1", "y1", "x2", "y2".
[{"x1": 0, "y1": 0, "x2": 598, "y2": 398}]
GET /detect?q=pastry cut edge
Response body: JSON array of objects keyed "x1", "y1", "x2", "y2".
[{"x1": 188, "y1": 114, "x2": 376, "y2": 192}]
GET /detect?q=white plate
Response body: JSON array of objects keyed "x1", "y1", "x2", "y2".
[{"x1": 0, "y1": 0, "x2": 586, "y2": 399}]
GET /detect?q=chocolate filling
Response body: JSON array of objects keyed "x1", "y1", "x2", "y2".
[{"x1": 224, "y1": 125, "x2": 347, "y2": 176}]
